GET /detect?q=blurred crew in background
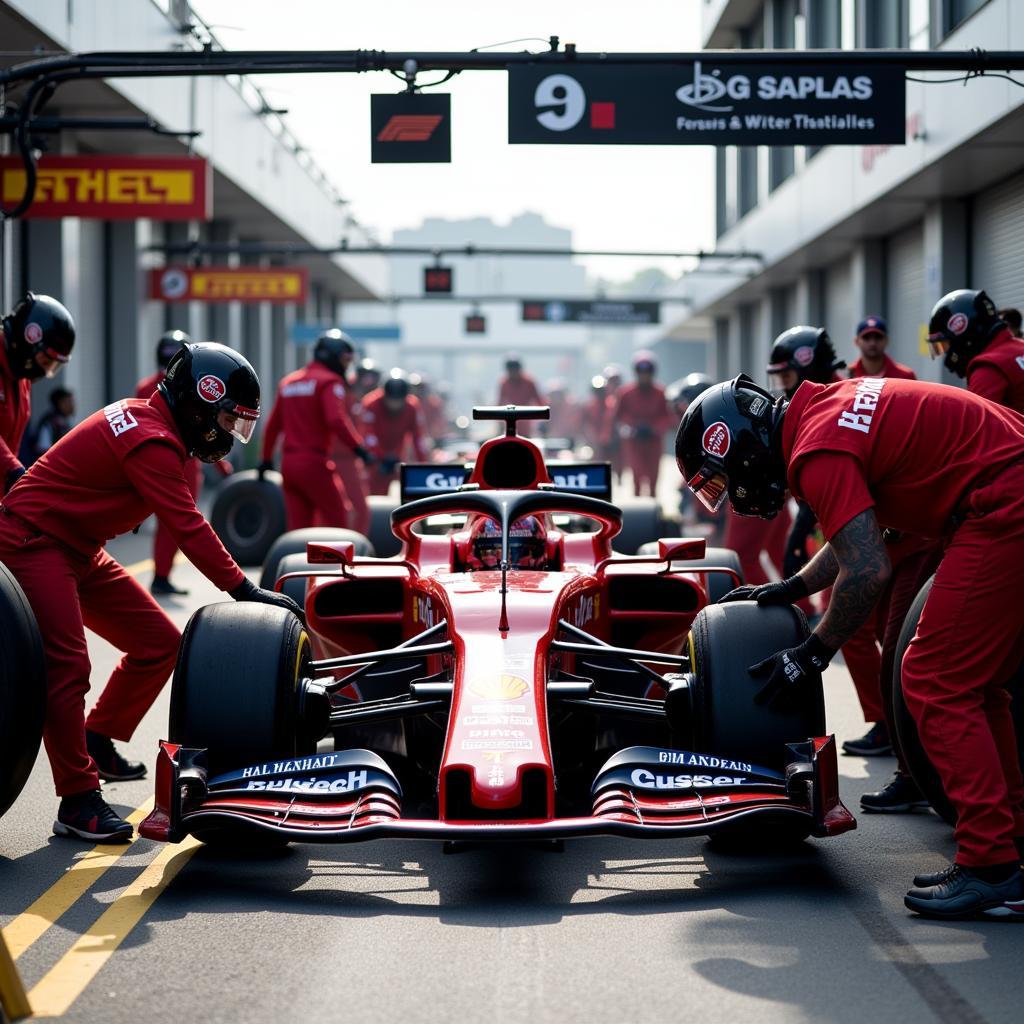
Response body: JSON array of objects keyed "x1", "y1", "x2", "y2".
[
  {"x1": 260, "y1": 329, "x2": 374, "y2": 530},
  {"x1": 0, "y1": 343, "x2": 300, "y2": 842},
  {"x1": 1, "y1": 292, "x2": 76, "y2": 495},
  {"x1": 930, "y1": 290, "x2": 1024, "y2": 412},
  {"x1": 361, "y1": 372, "x2": 427, "y2": 494},
  {"x1": 998, "y1": 307, "x2": 1022, "y2": 338},
  {"x1": 497, "y1": 355, "x2": 544, "y2": 436},
  {"x1": 585, "y1": 375, "x2": 613, "y2": 463},
  {"x1": 409, "y1": 372, "x2": 447, "y2": 446},
  {"x1": 541, "y1": 378, "x2": 580, "y2": 450},
  {"x1": 613, "y1": 351, "x2": 671, "y2": 498},
  {"x1": 353, "y1": 358, "x2": 382, "y2": 408},
  {"x1": 849, "y1": 316, "x2": 916, "y2": 380},
  {"x1": 602, "y1": 363, "x2": 625, "y2": 482},
  {"x1": 22, "y1": 387, "x2": 75, "y2": 465},
  {"x1": 136, "y1": 329, "x2": 231, "y2": 597}
]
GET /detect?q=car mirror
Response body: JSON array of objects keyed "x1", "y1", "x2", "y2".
[
  {"x1": 306, "y1": 541, "x2": 355, "y2": 565},
  {"x1": 657, "y1": 537, "x2": 706, "y2": 562}
]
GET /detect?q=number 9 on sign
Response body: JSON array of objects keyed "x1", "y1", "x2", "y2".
[{"x1": 534, "y1": 74, "x2": 586, "y2": 131}]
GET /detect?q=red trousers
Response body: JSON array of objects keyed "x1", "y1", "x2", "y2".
[
  {"x1": 153, "y1": 457, "x2": 202, "y2": 577},
  {"x1": 281, "y1": 451, "x2": 348, "y2": 531},
  {"x1": 725, "y1": 505, "x2": 791, "y2": 586},
  {"x1": 901, "y1": 465, "x2": 1024, "y2": 866},
  {"x1": 333, "y1": 453, "x2": 370, "y2": 536},
  {"x1": 622, "y1": 437, "x2": 662, "y2": 497},
  {"x1": 0, "y1": 517, "x2": 179, "y2": 796}
]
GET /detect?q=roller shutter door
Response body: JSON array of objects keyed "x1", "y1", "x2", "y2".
[
  {"x1": 971, "y1": 172, "x2": 1024, "y2": 309},
  {"x1": 885, "y1": 222, "x2": 925, "y2": 373},
  {"x1": 824, "y1": 256, "x2": 855, "y2": 344}
]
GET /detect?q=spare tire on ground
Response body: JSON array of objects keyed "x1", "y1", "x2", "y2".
[
  {"x1": 210, "y1": 469, "x2": 286, "y2": 566},
  {"x1": 614, "y1": 497, "x2": 662, "y2": 555},
  {"x1": 368, "y1": 495, "x2": 401, "y2": 558},
  {"x1": 259, "y1": 527, "x2": 375, "y2": 591},
  {"x1": 637, "y1": 543, "x2": 744, "y2": 604},
  {"x1": 0, "y1": 561, "x2": 47, "y2": 819}
]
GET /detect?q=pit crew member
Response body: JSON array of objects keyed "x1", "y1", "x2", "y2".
[
  {"x1": 260, "y1": 331, "x2": 374, "y2": 530},
  {"x1": 497, "y1": 355, "x2": 544, "y2": 436},
  {"x1": 0, "y1": 343, "x2": 300, "y2": 842},
  {"x1": 1, "y1": 293, "x2": 76, "y2": 494},
  {"x1": 613, "y1": 351, "x2": 672, "y2": 497},
  {"x1": 361, "y1": 373, "x2": 427, "y2": 495},
  {"x1": 848, "y1": 316, "x2": 916, "y2": 380},
  {"x1": 677, "y1": 374, "x2": 1024, "y2": 920}
]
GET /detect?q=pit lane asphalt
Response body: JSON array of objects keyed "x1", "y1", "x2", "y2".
[{"x1": 1, "y1": 510, "x2": 1018, "y2": 1024}]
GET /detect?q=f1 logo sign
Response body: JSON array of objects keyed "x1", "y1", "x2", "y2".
[
  {"x1": 371, "y1": 94, "x2": 451, "y2": 163},
  {"x1": 533, "y1": 74, "x2": 615, "y2": 132}
]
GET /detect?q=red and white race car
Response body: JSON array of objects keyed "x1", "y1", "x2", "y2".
[{"x1": 141, "y1": 408, "x2": 855, "y2": 849}]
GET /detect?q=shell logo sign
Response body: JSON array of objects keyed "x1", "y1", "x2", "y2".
[{"x1": 467, "y1": 674, "x2": 530, "y2": 701}]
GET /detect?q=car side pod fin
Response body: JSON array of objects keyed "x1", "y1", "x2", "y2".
[{"x1": 789, "y1": 736, "x2": 857, "y2": 837}]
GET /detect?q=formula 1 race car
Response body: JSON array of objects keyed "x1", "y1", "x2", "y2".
[{"x1": 141, "y1": 407, "x2": 855, "y2": 849}]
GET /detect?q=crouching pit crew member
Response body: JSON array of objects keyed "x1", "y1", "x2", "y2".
[
  {"x1": 676, "y1": 374, "x2": 1024, "y2": 920},
  {"x1": 0, "y1": 343, "x2": 301, "y2": 843},
  {"x1": 1, "y1": 292, "x2": 76, "y2": 494}
]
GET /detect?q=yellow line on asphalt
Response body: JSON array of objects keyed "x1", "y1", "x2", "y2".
[
  {"x1": 27, "y1": 837, "x2": 201, "y2": 1019},
  {"x1": 121, "y1": 557, "x2": 154, "y2": 577},
  {"x1": 1, "y1": 799, "x2": 155, "y2": 961}
]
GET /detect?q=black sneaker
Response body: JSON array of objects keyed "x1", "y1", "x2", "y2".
[
  {"x1": 86, "y1": 730, "x2": 147, "y2": 782},
  {"x1": 861, "y1": 773, "x2": 930, "y2": 814},
  {"x1": 53, "y1": 789, "x2": 133, "y2": 843},
  {"x1": 904, "y1": 864, "x2": 1024, "y2": 920},
  {"x1": 842, "y1": 722, "x2": 893, "y2": 757},
  {"x1": 913, "y1": 862, "x2": 959, "y2": 889},
  {"x1": 151, "y1": 575, "x2": 189, "y2": 596}
]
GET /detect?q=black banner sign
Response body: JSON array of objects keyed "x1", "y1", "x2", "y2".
[
  {"x1": 508, "y1": 62, "x2": 905, "y2": 145},
  {"x1": 521, "y1": 300, "x2": 660, "y2": 325},
  {"x1": 371, "y1": 93, "x2": 451, "y2": 163}
]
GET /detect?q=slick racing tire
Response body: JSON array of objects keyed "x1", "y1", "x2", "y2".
[
  {"x1": 210, "y1": 469, "x2": 287, "y2": 567},
  {"x1": 368, "y1": 495, "x2": 401, "y2": 558},
  {"x1": 892, "y1": 577, "x2": 957, "y2": 826},
  {"x1": 169, "y1": 603, "x2": 312, "y2": 849},
  {"x1": 0, "y1": 561, "x2": 46, "y2": 819},
  {"x1": 614, "y1": 497, "x2": 662, "y2": 555},
  {"x1": 259, "y1": 527, "x2": 374, "y2": 591},
  {"x1": 690, "y1": 601, "x2": 823, "y2": 772},
  {"x1": 637, "y1": 543, "x2": 744, "y2": 604}
]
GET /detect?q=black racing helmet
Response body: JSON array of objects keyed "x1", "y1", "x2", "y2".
[
  {"x1": 927, "y1": 289, "x2": 1003, "y2": 378},
  {"x1": 2, "y1": 292, "x2": 76, "y2": 380},
  {"x1": 313, "y1": 328, "x2": 355, "y2": 377},
  {"x1": 383, "y1": 373, "x2": 410, "y2": 401},
  {"x1": 157, "y1": 329, "x2": 191, "y2": 370},
  {"x1": 767, "y1": 326, "x2": 845, "y2": 392},
  {"x1": 675, "y1": 374, "x2": 787, "y2": 519},
  {"x1": 159, "y1": 342, "x2": 260, "y2": 463}
]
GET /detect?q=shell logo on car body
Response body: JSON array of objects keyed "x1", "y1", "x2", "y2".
[{"x1": 468, "y1": 674, "x2": 530, "y2": 701}]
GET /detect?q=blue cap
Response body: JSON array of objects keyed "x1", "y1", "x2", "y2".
[{"x1": 856, "y1": 316, "x2": 887, "y2": 337}]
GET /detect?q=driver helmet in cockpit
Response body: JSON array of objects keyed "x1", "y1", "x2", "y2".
[{"x1": 466, "y1": 515, "x2": 549, "y2": 571}]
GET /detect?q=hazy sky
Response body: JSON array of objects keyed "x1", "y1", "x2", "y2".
[{"x1": 195, "y1": 0, "x2": 715, "y2": 282}]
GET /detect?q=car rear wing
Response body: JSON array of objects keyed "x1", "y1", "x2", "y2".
[{"x1": 400, "y1": 461, "x2": 612, "y2": 504}]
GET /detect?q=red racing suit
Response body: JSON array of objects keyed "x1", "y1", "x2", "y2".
[
  {"x1": 0, "y1": 394, "x2": 245, "y2": 797},
  {"x1": 261, "y1": 362, "x2": 365, "y2": 531},
  {"x1": 784, "y1": 377, "x2": 1024, "y2": 867},
  {"x1": 497, "y1": 374, "x2": 544, "y2": 436},
  {"x1": 613, "y1": 382, "x2": 671, "y2": 497},
  {"x1": 328, "y1": 377, "x2": 370, "y2": 536},
  {"x1": 136, "y1": 371, "x2": 204, "y2": 577},
  {"x1": 360, "y1": 391, "x2": 427, "y2": 495},
  {"x1": 967, "y1": 327, "x2": 1024, "y2": 413},
  {"x1": 0, "y1": 342, "x2": 31, "y2": 485}
]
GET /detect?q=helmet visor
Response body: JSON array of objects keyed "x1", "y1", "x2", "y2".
[
  {"x1": 926, "y1": 333, "x2": 950, "y2": 359},
  {"x1": 36, "y1": 348, "x2": 70, "y2": 379},
  {"x1": 686, "y1": 461, "x2": 730, "y2": 513},
  {"x1": 218, "y1": 406, "x2": 259, "y2": 444}
]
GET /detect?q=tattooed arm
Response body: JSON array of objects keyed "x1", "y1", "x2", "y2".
[
  {"x1": 795, "y1": 542, "x2": 839, "y2": 595},
  {"x1": 813, "y1": 508, "x2": 891, "y2": 651}
]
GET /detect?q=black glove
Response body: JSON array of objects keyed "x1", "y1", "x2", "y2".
[
  {"x1": 230, "y1": 577, "x2": 305, "y2": 624},
  {"x1": 782, "y1": 502, "x2": 818, "y2": 578},
  {"x1": 257, "y1": 460, "x2": 274, "y2": 481},
  {"x1": 380, "y1": 457, "x2": 399, "y2": 474},
  {"x1": 718, "y1": 575, "x2": 809, "y2": 606},
  {"x1": 353, "y1": 445, "x2": 375, "y2": 466},
  {"x1": 3, "y1": 466, "x2": 26, "y2": 494},
  {"x1": 749, "y1": 634, "x2": 835, "y2": 710}
]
